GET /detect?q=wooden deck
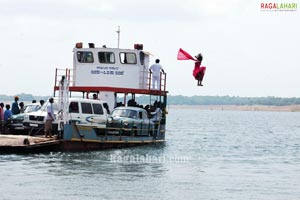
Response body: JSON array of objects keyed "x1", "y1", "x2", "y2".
[{"x1": 0, "y1": 135, "x2": 61, "y2": 153}]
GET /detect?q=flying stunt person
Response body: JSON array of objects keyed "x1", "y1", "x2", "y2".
[{"x1": 177, "y1": 48, "x2": 207, "y2": 86}]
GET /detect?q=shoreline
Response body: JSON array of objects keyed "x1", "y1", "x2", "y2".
[{"x1": 168, "y1": 105, "x2": 300, "y2": 112}]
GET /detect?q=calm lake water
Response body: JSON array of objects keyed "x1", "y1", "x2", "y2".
[{"x1": 1, "y1": 108, "x2": 300, "y2": 200}]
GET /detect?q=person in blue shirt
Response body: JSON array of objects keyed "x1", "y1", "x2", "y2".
[
  {"x1": 11, "y1": 96, "x2": 20, "y2": 115},
  {"x1": 4, "y1": 104, "x2": 12, "y2": 122},
  {"x1": 4, "y1": 104, "x2": 12, "y2": 134}
]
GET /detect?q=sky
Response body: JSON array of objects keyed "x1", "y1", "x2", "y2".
[{"x1": 0, "y1": 0, "x2": 299, "y2": 97}]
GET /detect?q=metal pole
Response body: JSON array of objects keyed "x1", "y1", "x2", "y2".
[{"x1": 116, "y1": 26, "x2": 120, "y2": 48}]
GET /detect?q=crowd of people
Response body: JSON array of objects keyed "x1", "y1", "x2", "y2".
[
  {"x1": 116, "y1": 99, "x2": 165, "y2": 123},
  {"x1": 0, "y1": 96, "x2": 45, "y2": 134}
]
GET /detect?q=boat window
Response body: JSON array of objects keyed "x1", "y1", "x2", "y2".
[
  {"x1": 111, "y1": 109, "x2": 137, "y2": 119},
  {"x1": 92, "y1": 103, "x2": 104, "y2": 115},
  {"x1": 77, "y1": 51, "x2": 94, "y2": 63},
  {"x1": 139, "y1": 51, "x2": 144, "y2": 65},
  {"x1": 119, "y1": 52, "x2": 137, "y2": 64},
  {"x1": 69, "y1": 102, "x2": 79, "y2": 113},
  {"x1": 128, "y1": 110, "x2": 138, "y2": 119},
  {"x1": 98, "y1": 52, "x2": 115, "y2": 64},
  {"x1": 81, "y1": 103, "x2": 93, "y2": 114},
  {"x1": 24, "y1": 104, "x2": 40, "y2": 113}
]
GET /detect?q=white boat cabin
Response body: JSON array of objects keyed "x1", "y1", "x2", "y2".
[
  {"x1": 73, "y1": 43, "x2": 149, "y2": 90},
  {"x1": 54, "y1": 43, "x2": 167, "y2": 111}
]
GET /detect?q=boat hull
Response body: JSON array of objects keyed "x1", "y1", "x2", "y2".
[{"x1": 61, "y1": 139, "x2": 164, "y2": 151}]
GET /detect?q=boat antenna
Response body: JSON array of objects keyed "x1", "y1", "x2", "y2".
[{"x1": 116, "y1": 26, "x2": 120, "y2": 48}]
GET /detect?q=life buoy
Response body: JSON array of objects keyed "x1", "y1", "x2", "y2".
[{"x1": 23, "y1": 138, "x2": 30, "y2": 145}]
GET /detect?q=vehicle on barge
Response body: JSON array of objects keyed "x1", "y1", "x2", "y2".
[
  {"x1": 23, "y1": 97, "x2": 110, "y2": 135},
  {"x1": 0, "y1": 42, "x2": 168, "y2": 153},
  {"x1": 54, "y1": 42, "x2": 168, "y2": 151}
]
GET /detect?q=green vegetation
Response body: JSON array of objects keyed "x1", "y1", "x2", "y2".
[
  {"x1": 135, "y1": 95, "x2": 300, "y2": 106},
  {"x1": 0, "y1": 93, "x2": 50, "y2": 102},
  {"x1": 1, "y1": 94, "x2": 300, "y2": 106}
]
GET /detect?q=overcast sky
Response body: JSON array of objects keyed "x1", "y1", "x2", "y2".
[{"x1": 0, "y1": 0, "x2": 299, "y2": 97}]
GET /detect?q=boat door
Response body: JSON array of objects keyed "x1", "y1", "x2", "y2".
[{"x1": 140, "y1": 51, "x2": 150, "y2": 89}]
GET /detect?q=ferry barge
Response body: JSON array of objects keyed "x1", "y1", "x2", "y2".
[{"x1": 0, "y1": 43, "x2": 168, "y2": 153}]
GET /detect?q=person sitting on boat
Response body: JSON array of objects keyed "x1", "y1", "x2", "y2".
[
  {"x1": 127, "y1": 99, "x2": 137, "y2": 107},
  {"x1": 149, "y1": 59, "x2": 165, "y2": 90},
  {"x1": 92, "y1": 93, "x2": 98, "y2": 100},
  {"x1": 193, "y1": 53, "x2": 206, "y2": 86}
]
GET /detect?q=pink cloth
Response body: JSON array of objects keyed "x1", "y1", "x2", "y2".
[
  {"x1": 193, "y1": 62, "x2": 206, "y2": 80},
  {"x1": 177, "y1": 48, "x2": 197, "y2": 61}
]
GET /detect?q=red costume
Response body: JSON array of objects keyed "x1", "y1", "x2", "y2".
[
  {"x1": 193, "y1": 61, "x2": 206, "y2": 81},
  {"x1": 177, "y1": 48, "x2": 207, "y2": 86}
]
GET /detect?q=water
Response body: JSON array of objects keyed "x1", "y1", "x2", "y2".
[{"x1": 1, "y1": 108, "x2": 300, "y2": 200}]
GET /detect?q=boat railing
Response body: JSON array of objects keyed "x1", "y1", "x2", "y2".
[
  {"x1": 104, "y1": 120, "x2": 164, "y2": 138},
  {"x1": 54, "y1": 68, "x2": 74, "y2": 89},
  {"x1": 54, "y1": 68, "x2": 167, "y2": 92},
  {"x1": 147, "y1": 70, "x2": 167, "y2": 92}
]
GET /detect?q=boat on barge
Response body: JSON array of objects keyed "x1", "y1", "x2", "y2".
[{"x1": 0, "y1": 42, "x2": 168, "y2": 153}]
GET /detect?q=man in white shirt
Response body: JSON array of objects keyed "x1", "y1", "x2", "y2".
[
  {"x1": 150, "y1": 107, "x2": 162, "y2": 122},
  {"x1": 149, "y1": 59, "x2": 165, "y2": 90},
  {"x1": 44, "y1": 98, "x2": 55, "y2": 138}
]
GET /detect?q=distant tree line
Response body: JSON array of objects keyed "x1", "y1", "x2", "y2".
[
  {"x1": 1, "y1": 94, "x2": 300, "y2": 106},
  {"x1": 0, "y1": 93, "x2": 50, "y2": 102},
  {"x1": 135, "y1": 95, "x2": 300, "y2": 106}
]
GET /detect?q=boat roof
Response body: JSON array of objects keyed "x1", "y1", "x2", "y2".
[{"x1": 50, "y1": 97, "x2": 108, "y2": 104}]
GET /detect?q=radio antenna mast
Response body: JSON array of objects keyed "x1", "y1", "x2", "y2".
[{"x1": 116, "y1": 26, "x2": 120, "y2": 48}]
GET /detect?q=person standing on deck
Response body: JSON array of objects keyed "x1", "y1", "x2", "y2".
[
  {"x1": 0, "y1": 103, "x2": 4, "y2": 133},
  {"x1": 11, "y1": 96, "x2": 20, "y2": 115},
  {"x1": 4, "y1": 104, "x2": 12, "y2": 134},
  {"x1": 40, "y1": 100, "x2": 45, "y2": 107},
  {"x1": 150, "y1": 101, "x2": 162, "y2": 122},
  {"x1": 44, "y1": 98, "x2": 55, "y2": 138},
  {"x1": 19, "y1": 102, "x2": 25, "y2": 113},
  {"x1": 149, "y1": 59, "x2": 165, "y2": 90}
]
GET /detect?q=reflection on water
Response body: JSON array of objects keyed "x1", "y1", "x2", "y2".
[{"x1": 1, "y1": 109, "x2": 300, "y2": 200}]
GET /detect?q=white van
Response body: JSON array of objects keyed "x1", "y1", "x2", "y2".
[{"x1": 23, "y1": 98, "x2": 110, "y2": 134}]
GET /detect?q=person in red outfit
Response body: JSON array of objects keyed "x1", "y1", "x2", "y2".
[{"x1": 193, "y1": 53, "x2": 206, "y2": 86}]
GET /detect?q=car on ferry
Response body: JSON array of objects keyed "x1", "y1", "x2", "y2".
[
  {"x1": 23, "y1": 98, "x2": 110, "y2": 135},
  {"x1": 107, "y1": 106, "x2": 154, "y2": 136},
  {"x1": 9, "y1": 103, "x2": 41, "y2": 133}
]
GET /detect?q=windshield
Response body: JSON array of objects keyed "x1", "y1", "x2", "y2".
[
  {"x1": 24, "y1": 105, "x2": 41, "y2": 113},
  {"x1": 111, "y1": 109, "x2": 138, "y2": 119}
]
